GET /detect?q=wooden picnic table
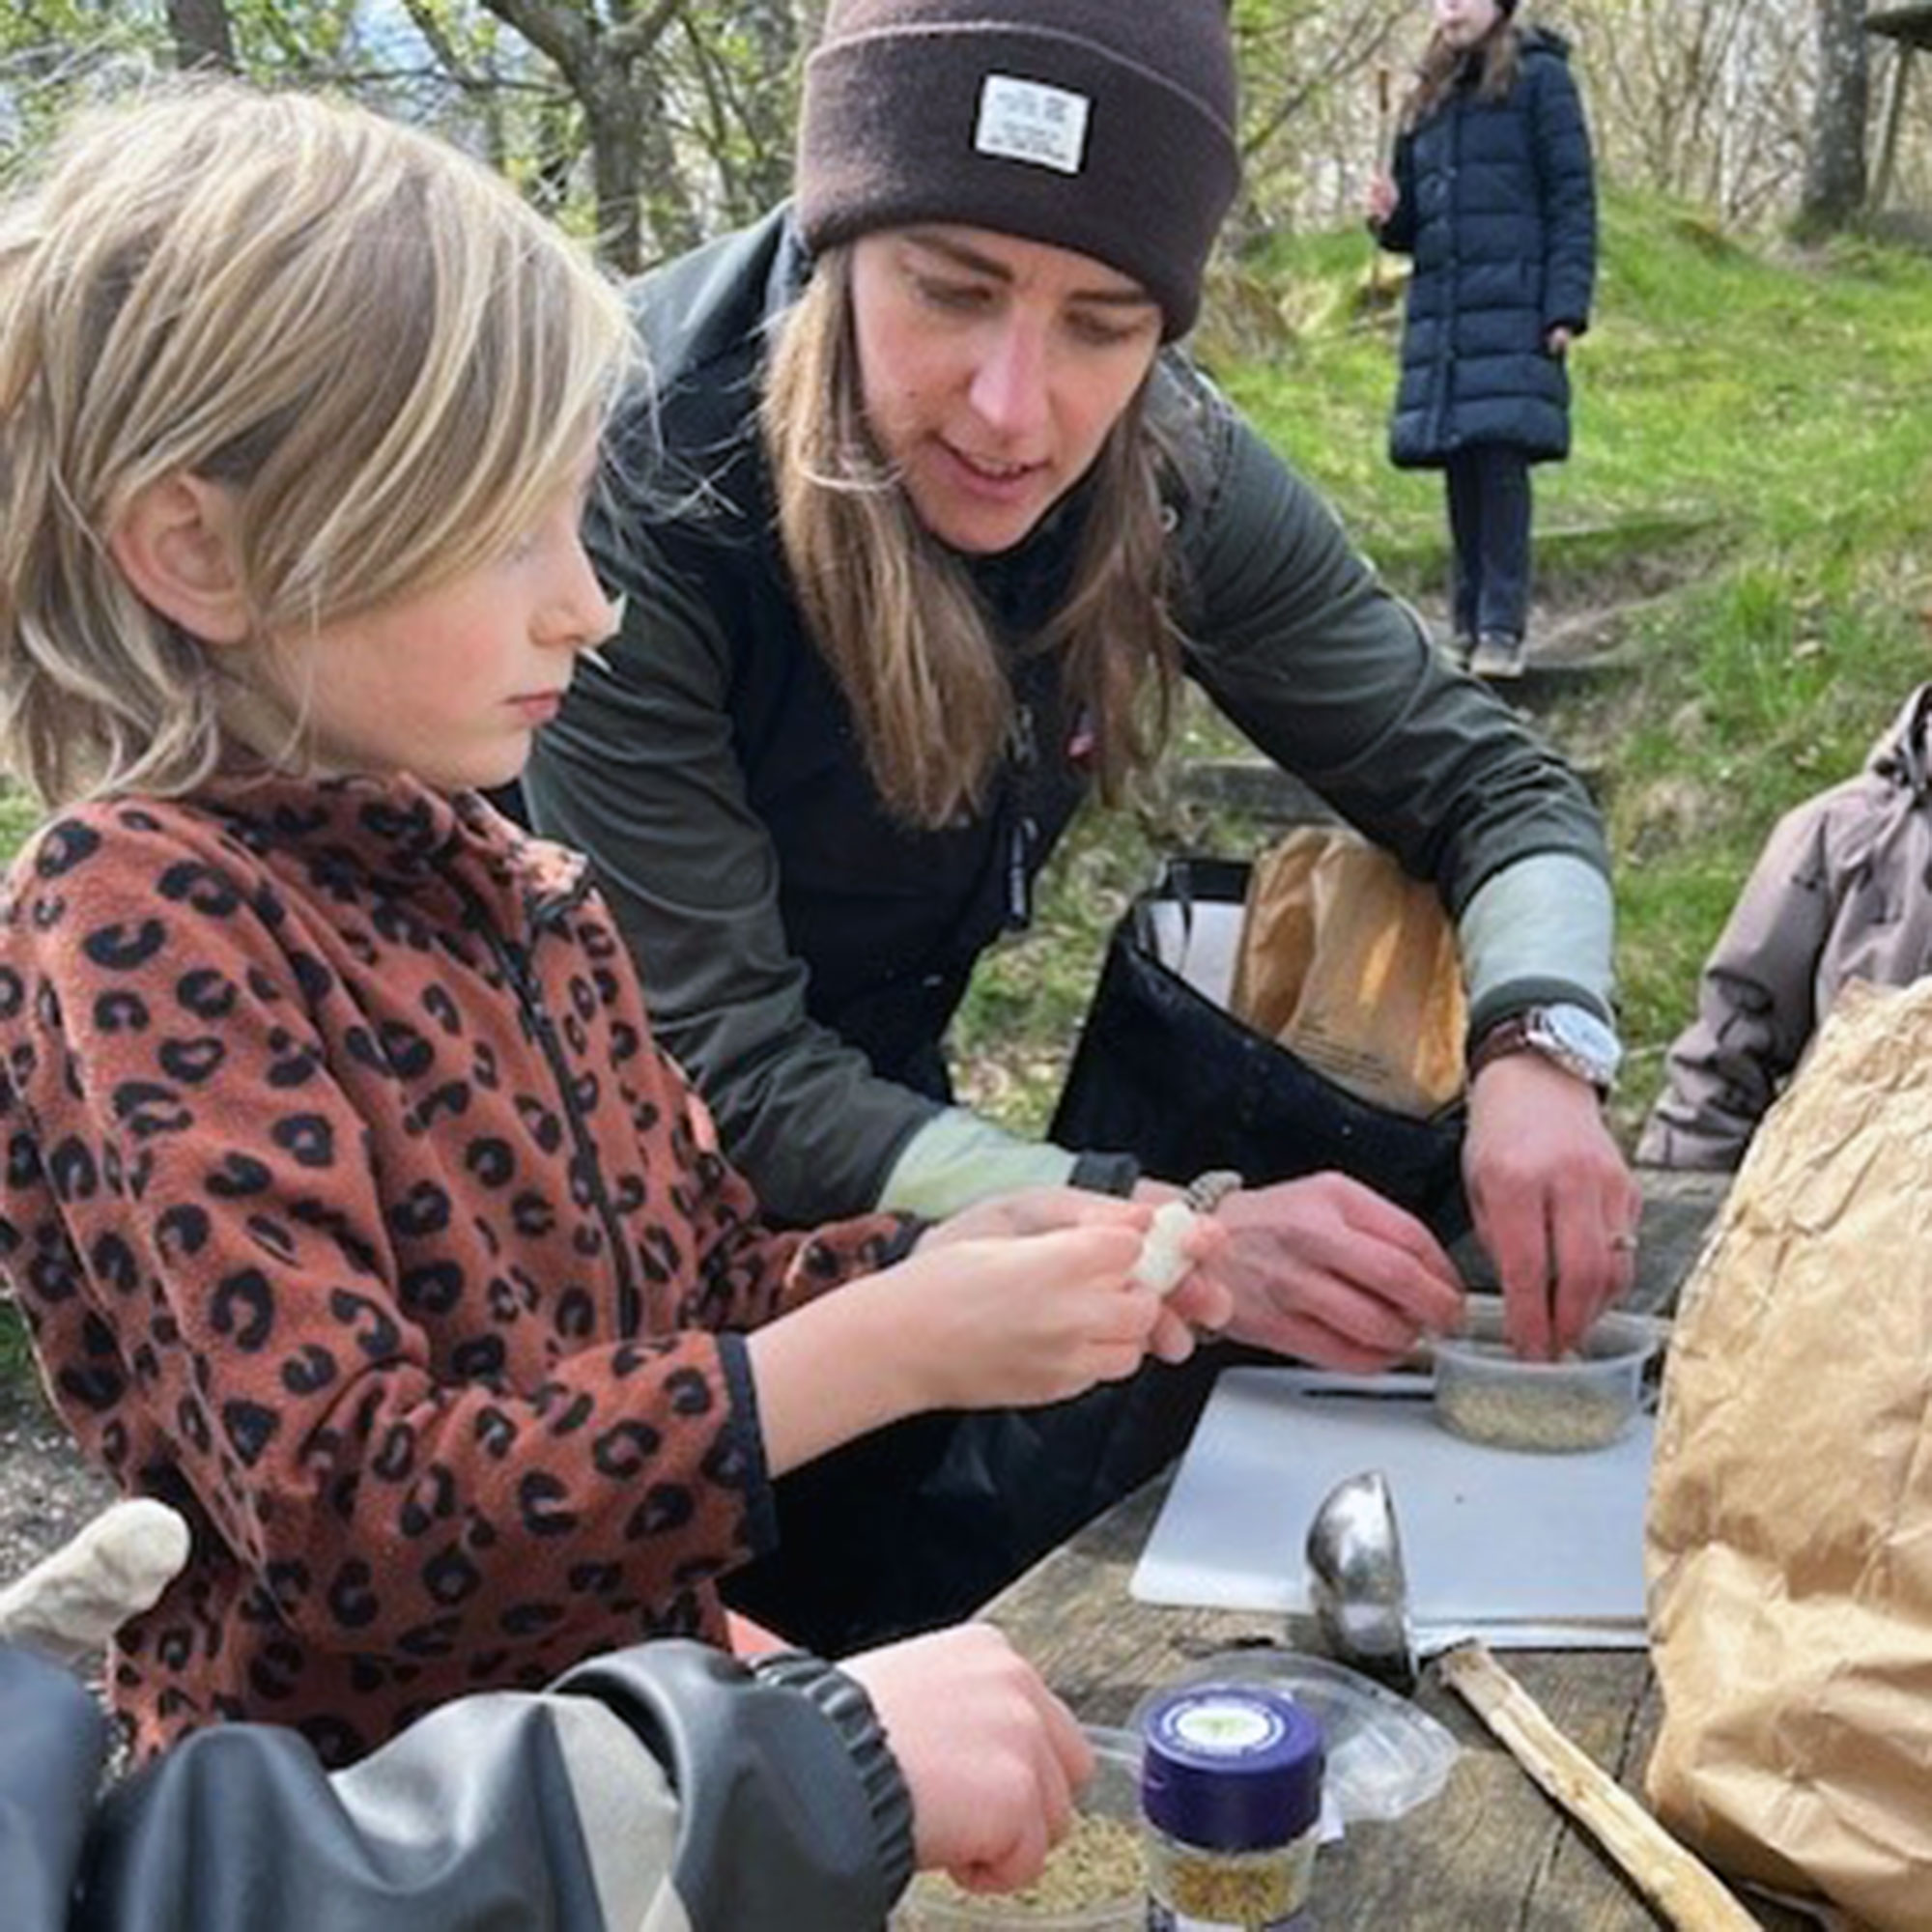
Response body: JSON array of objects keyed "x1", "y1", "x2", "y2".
[{"x1": 980, "y1": 1454, "x2": 1809, "y2": 1930}]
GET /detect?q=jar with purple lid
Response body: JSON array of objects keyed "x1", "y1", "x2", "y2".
[{"x1": 1139, "y1": 1683, "x2": 1323, "y2": 1930}]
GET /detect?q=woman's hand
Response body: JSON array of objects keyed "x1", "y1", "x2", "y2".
[
  {"x1": 842, "y1": 1623, "x2": 1092, "y2": 1893},
  {"x1": 1366, "y1": 170, "x2": 1399, "y2": 226},
  {"x1": 1463, "y1": 1053, "x2": 1638, "y2": 1358},
  {"x1": 1200, "y1": 1173, "x2": 1465, "y2": 1371}
]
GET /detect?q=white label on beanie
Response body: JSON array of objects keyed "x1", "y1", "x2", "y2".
[{"x1": 976, "y1": 75, "x2": 1090, "y2": 175}]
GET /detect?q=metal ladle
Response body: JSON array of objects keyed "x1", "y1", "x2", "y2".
[{"x1": 1304, "y1": 1467, "x2": 1418, "y2": 1693}]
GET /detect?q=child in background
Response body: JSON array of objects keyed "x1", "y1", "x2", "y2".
[
  {"x1": 1639, "y1": 684, "x2": 1932, "y2": 1172},
  {"x1": 0, "y1": 82, "x2": 1221, "y2": 1861},
  {"x1": 1368, "y1": 0, "x2": 1597, "y2": 678}
]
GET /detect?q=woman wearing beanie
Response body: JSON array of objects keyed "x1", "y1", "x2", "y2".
[
  {"x1": 1368, "y1": 0, "x2": 1599, "y2": 678},
  {"x1": 526, "y1": 0, "x2": 1635, "y2": 1646}
]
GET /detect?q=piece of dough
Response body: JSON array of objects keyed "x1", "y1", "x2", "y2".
[{"x1": 1130, "y1": 1201, "x2": 1199, "y2": 1297}]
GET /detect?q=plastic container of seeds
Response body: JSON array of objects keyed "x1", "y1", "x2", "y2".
[
  {"x1": 892, "y1": 1727, "x2": 1145, "y2": 1930},
  {"x1": 1432, "y1": 1306, "x2": 1659, "y2": 1453}
]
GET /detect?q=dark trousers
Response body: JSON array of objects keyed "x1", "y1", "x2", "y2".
[{"x1": 1445, "y1": 443, "x2": 1533, "y2": 642}]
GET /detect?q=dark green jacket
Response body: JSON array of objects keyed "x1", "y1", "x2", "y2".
[{"x1": 526, "y1": 208, "x2": 1613, "y2": 1224}]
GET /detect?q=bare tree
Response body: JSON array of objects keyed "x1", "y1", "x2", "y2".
[{"x1": 474, "y1": 0, "x2": 694, "y2": 270}]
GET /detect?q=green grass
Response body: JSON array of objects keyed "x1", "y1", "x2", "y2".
[{"x1": 0, "y1": 1300, "x2": 38, "y2": 1413}]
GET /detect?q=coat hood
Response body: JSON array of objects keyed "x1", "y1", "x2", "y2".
[
  {"x1": 1519, "y1": 25, "x2": 1573, "y2": 65},
  {"x1": 1867, "y1": 682, "x2": 1932, "y2": 802}
]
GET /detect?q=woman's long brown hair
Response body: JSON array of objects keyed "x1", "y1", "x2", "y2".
[{"x1": 760, "y1": 247, "x2": 1183, "y2": 829}]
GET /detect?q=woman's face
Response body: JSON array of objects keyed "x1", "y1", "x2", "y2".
[
  {"x1": 1433, "y1": 0, "x2": 1503, "y2": 47},
  {"x1": 848, "y1": 225, "x2": 1163, "y2": 556}
]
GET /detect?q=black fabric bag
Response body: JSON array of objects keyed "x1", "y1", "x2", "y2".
[{"x1": 1050, "y1": 856, "x2": 1471, "y2": 1240}]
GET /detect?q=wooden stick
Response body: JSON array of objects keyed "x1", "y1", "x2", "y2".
[
  {"x1": 1369, "y1": 66, "x2": 1393, "y2": 301},
  {"x1": 1440, "y1": 1641, "x2": 1758, "y2": 1932}
]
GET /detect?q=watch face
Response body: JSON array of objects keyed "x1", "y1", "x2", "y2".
[{"x1": 1533, "y1": 1005, "x2": 1622, "y2": 1085}]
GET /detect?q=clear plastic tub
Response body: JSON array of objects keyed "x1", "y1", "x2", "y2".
[
  {"x1": 892, "y1": 1727, "x2": 1144, "y2": 1930},
  {"x1": 1432, "y1": 1307, "x2": 1659, "y2": 1453}
]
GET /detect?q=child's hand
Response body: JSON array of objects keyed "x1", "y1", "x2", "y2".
[
  {"x1": 886, "y1": 1223, "x2": 1162, "y2": 1411},
  {"x1": 919, "y1": 1187, "x2": 1231, "y2": 1364},
  {"x1": 917, "y1": 1185, "x2": 1149, "y2": 1254},
  {"x1": 841, "y1": 1623, "x2": 1092, "y2": 1893},
  {"x1": 1366, "y1": 170, "x2": 1399, "y2": 225}
]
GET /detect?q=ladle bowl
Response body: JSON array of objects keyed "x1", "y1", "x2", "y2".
[{"x1": 1304, "y1": 1468, "x2": 1418, "y2": 1693}]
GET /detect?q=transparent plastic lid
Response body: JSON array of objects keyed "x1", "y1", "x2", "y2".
[{"x1": 1129, "y1": 1649, "x2": 1460, "y2": 1827}]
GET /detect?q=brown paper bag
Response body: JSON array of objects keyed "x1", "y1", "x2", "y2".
[
  {"x1": 1229, "y1": 826, "x2": 1464, "y2": 1119},
  {"x1": 1646, "y1": 977, "x2": 1932, "y2": 1930}
]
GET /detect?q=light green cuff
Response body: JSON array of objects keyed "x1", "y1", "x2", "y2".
[
  {"x1": 1457, "y1": 852, "x2": 1616, "y2": 1015},
  {"x1": 878, "y1": 1108, "x2": 1078, "y2": 1218}
]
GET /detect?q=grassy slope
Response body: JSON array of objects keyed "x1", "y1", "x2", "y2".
[{"x1": 954, "y1": 193, "x2": 1932, "y2": 1139}]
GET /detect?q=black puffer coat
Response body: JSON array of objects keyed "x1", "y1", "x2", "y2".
[{"x1": 1377, "y1": 27, "x2": 1596, "y2": 469}]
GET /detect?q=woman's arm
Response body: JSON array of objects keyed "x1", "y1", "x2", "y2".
[
  {"x1": 1637, "y1": 793, "x2": 1844, "y2": 1171},
  {"x1": 524, "y1": 554, "x2": 1075, "y2": 1222},
  {"x1": 1167, "y1": 373, "x2": 1614, "y2": 1025},
  {"x1": 1373, "y1": 130, "x2": 1419, "y2": 255}
]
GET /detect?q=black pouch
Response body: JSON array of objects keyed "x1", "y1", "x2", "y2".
[{"x1": 1049, "y1": 856, "x2": 1470, "y2": 1240}]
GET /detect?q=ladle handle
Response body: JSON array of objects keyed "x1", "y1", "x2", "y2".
[{"x1": 1440, "y1": 1641, "x2": 1758, "y2": 1932}]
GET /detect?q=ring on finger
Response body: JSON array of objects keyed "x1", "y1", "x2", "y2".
[{"x1": 1608, "y1": 1230, "x2": 1639, "y2": 1254}]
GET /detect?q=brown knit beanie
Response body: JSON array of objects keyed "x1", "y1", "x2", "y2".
[{"x1": 795, "y1": 0, "x2": 1240, "y2": 339}]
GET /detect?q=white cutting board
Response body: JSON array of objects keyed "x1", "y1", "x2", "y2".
[{"x1": 1131, "y1": 1367, "x2": 1653, "y2": 1650}]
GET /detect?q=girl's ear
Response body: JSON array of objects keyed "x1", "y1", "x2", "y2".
[{"x1": 107, "y1": 473, "x2": 252, "y2": 646}]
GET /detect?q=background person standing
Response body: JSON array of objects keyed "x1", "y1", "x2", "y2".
[{"x1": 1369, "y1": 0, "x2": 1598, "y2": 679}]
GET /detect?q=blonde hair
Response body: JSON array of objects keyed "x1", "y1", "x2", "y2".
[
  {"x1": 761, "y1": 248, "x2": 1180, "y2": 830},
  {"x1": 0, "y1": 82, "x2": 634, "y2": 809}
]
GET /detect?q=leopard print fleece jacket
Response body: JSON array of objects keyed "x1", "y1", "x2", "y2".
[{"x1": 0, "y1": 774, "x2": 914, "y2": 1767}]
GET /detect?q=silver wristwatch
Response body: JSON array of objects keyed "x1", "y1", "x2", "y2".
[{"x1": 1468, "y1": 1003, "x2": 1622, "y2": 1094}]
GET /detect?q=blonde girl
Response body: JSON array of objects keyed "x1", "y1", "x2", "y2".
[{"x1": 0, "y1": 88, "x2": 1212, "y2": 1881}]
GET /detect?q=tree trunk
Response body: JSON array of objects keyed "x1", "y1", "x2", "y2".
[
  {"x1": 165, "y1": 0, "x2": 238, "y2": 72},
  {"x1": 584, "y1": 90, "x2": 647, "y2": 273},
  {"x1": 737, "y1": 0, "x2": 803, "y2": 211},
  {"x1": 630, "y1": 59, "x2": 703, "y2": 264},
  {"x1": 1797, "y1": 0, "x2": 1869, "y2": 233}
]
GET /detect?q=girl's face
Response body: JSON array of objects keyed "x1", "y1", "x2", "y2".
[
  {"x1": 268, "y1": 453, "x2": 614, "y2": 791},
  {"x1": 1433, "y1": 0, "x2": 1503, "y2": 47},
  {"x1": 848, "y1": 225, "x2": 1163, "y2": 556}
]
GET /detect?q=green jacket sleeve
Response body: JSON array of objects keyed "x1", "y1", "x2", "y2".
[
  {"x1": 524, "y1": 545, "x2": 961, "y2": 1222},
  {"x1": 1160, "y1": 362, "x2": 1616, "y2": 1036}
]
